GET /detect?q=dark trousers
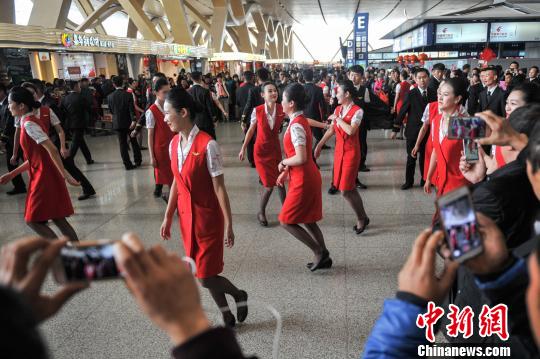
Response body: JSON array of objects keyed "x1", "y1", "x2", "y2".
[
  {"x1": 405, "y1": 134, "x2": 426, "y2": 185},
  {"x1": 116, "y1": 129, "x2": 141, "y2": 167},
  {"x1": 243, "y1": 127, "x2": 255, "y2": 165},
  {"x1": 4, "y1": 135, "x2": 25, "y2": 190},
  {"x1": 359, "y1": 122, "x2": 368, "y2": 169},
  {"x1": 70, "y1": 128, "x2": 92, "y2": 163},
  {"x1": 63, "y1": 156, "x2": 95, "y2": 194}
]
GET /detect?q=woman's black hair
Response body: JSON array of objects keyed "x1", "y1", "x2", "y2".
[
  {"x1": 442, "y1": 77, "x2": 468, "y2": 105},
  {"x1": 165, "y1": 87, "x2": 198, "y2": 120},
  {"x1": 9, "y1": 86, "x2": 40, "y2": 111},
  {"x1": 400, "y1": 70, "x2": 409, "y2": 80},
  {"x1": 511, "y1": 83, "x2": 540, "y2": 105},
  {"x1": 508, "y1": 103, "x2": 540, "y2": 136},
  {"x1": 260, "y1": 81, "x2": 277, "y2": 93},
  {"x1": 527, "y1": 122, "x2": 540, "y2": 173},
  {"x1": 338, "y1": 79, "x2": 358, "y2": 98},
  {"x1": 153, "y1": 77, "x2": 170, "y2": 93},
  {"x1": 282, "y1": 83, "x2": 309, "y2": 111}
]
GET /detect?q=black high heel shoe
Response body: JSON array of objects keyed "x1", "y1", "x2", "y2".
[
  {"x1": 257, "y1": 213, "x2": 268, "y2": 227},
  {"x1": 353, "y1": 217, "x2": 370, "y2": 235},
  {"x1": 307, "y1": 250, "x2": 333, "y2": 272}
]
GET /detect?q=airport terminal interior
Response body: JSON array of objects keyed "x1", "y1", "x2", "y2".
[{"x1": 1, "y1": 1, "x2": 540, "y2": 358}]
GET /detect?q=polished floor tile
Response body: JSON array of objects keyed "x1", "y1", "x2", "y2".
[{"x1": 0, "y1": 124, "x2": 434, "y2": 358}]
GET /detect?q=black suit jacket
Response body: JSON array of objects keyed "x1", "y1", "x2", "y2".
[
  {"x1": 61, "y1": 92, "x2": 89, "y2": 129},
  {"x1": 303, "y1": 82, "x2": 325, "y2": 121},
  {"x1": 395, "y1": 87, "x2": 429, "y2": 138},
  {"x1": 467, "y1": 83, "x2": 483, "y2": 116},
  {"x1": 188, "y1": 84, "x2": 216, "y2": 131},
  {"x1": 107, "y1": 88, "x2": 135, "y2": 130},
  {"x1": 479, "y1": 86, "x2": 506, "y2": 117},
  {"x1": 427, "y1": 76, "x2": 440, "y2": 103},
  {"x1": 241, "y1": 84, "x2": 264, "y2": 125},
  {"x1": 0, "y1": 97, "x2": 15, "y2": 138},
  {"x1": 236, "y1": 82, "x2": 254, "y2": 112}
]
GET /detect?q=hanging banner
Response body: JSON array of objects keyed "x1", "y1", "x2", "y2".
[{"x1": 354, "y1": 13, "x2": 369, "y2": 68}]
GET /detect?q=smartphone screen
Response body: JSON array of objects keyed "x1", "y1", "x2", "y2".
[
  {"x1": 463, "y1": 139, "x2": 479, "y2": 162},
  {"x1": 438, "y1": 190, "x2": 483, "y2": 262},
  {"x1": 57, "y1": 241, "x2": 119, "y2": 282},
  {"x1": 448, "y1": 117, "x2": 486, "y2": 140}
]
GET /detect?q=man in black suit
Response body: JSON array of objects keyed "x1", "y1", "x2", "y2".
[
  {"x1": 527, "y1": 66, "x2": 540, "y2": 85},
  {"x1": 61, "y1": 80, "x2": 94, "y2": 165},
  {"x1": 479, "y1": 67, "x2": 506, "y2": 117},
  {"x1": 241, "y1": 68, "x2": 269, "y2": 167},
  {"x1": 0, "y1": 83, "x2": 26, "y2": 195},
  {"x1": 187, "y1": 71, "x2": 217, "y2": 139},
  {"x1": 427, "y1": 63, "x2": 445, "y2": 102},
  {"x1": 391, "y1": 68, "x2": 432, "y2": 190},
  {"x1": 302, "y1": 69, "x2": 326, "y2": 146},
  {"x1": 107, "y1": 75, "x2": 141, "y2": 170},
  {"x1": 467, "y1": 72, "x2": 483, "y2": 116},
  {"x1": 236, "y1": 71, "x2": 256, "y2": 166},
  {"x1": 277, "y1": 71, "x2": 290, "y2": 102}
]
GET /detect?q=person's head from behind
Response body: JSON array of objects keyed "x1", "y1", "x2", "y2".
[
  {"x1": 29, "y1": 79, "x2": 45, "y2": 98},
  {"x1": 164, "y1": 87, "x2": 197, "y2": 133},
  {"x1": 260, "y1": 82, "x2": 278, "y2": 105},
  {"x1": 437, "y1": 78, "x2": 466, "y2": 113},
  {"x1": 8, "y1": 86, "x2": 40, "y2": 117},
  {"x1": 399, "y1": 70, "x2": 409, "y2": 82},
  {"x1": 462, "y1": 64, "x2": 471, "y2": 73},
  {"x1": 21, "y1": 82, "x2": 39, "y2": 101},
  {"x1": 529, "y1": 66, "x2": 539, "y2": 79},
  {"x1": 243, "y1": 71, "x2": 254, "y2": 84},
  {"x1": 256, "y1": 68, "x2": 270, "y2": 83},
  {"x1": 432, "y1": 63, "x2": 445, "y2": 81},
  {"x1": 154, "y1": 78, "x2": 171, "y2": 102},
  {"x1": 336, "y1": 80, "x2": 357, "y2": 106},
  {"x1": 348, "y1": 65, "x2": 364, "y2": 87},
  {"x1": 80, "y1": 78, "x2": 89, "y2": 88},
  {"x1": 503, "y1": 104, "x2": 540, "y2": 164},
  {"x1": 191, "y1": 71, "x2": 203, "y2": 83},
  {"x1": 281, "y1": 83, "x2": 307, "y2": 115},
  {"x1": 112, "y1": 75, "x2": 124, "y2": 88},
  {"x1": 415, "y1": 68, "x2": 429, "y2": 89},
  {"x1": 67, "y1": 80, "x2": 80, "y2": 92},
  {"x1": 505, "y1": 83, "x2": 540, "y2": 117},
  {"x1": 302, "y1": 69, "x2": 314, "y2": 82}
]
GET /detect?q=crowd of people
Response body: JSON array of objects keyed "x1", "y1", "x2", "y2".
[{"x1": 0, "y1": 58, "x2": 539, "y2": 358}]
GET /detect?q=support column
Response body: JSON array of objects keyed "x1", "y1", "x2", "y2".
[
  {"x1": 28, "y1": 0, "x2": 72, "y2": 29},
  {"x1": 76, "y1": 0, "x2": 119, "y2": 32},
  {"x1": 161, "y1": 0, "x2": 194, "y2": 45},
  {"x1": 251, "y1": 11, "x2": 267, "y2": 55},
  {"x1": 210, "y1": 0, "x2": 228, "y2": 52},
  {"x1": 228, "y1": 0, "x2": 252, "y2": 53},
  {"x1": 75, "y1": 0, "x2": 107, "y2": 34},
  {"x1": 0, "y1": 0, "x2": 16, "y2": 24},
  {"x1": 117, "y1": 0, "x2": 162, "y2": 40}
]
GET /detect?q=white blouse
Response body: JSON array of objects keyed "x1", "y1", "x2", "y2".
[
  {"x1": 18, "y1": 113, "x2": 49, "y2": 144},
  {"x1": 337, "y1": 104, "x2": 363, "y2": 127},
  {"x1": 168, "y1": 125, "x2": 224, "y2": 177},
  {"x1": 145, "y1": 101, "x2": 164, "y2": 129},
  {"x1": 250, "y1": 103, "x2": 276, "y2": 130},
  {"x1": 287, "y1": 111, "x2": 306, "y2": 147}
]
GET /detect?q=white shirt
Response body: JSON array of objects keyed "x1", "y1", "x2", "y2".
[
  {"x1": 337, "y1": 104, "x2": 363, "y2": 127},
  {"x1": 287, "y1": 111, "x2": 306, "y2": 147},
  {"x1": 486, "y1": 85, "x2": 498, "y2": 97},
  {"x1": 145, "y1": 101, "x2": 164, "y2": 129},
  {"x1": 354, "y1": 85, "x2": 371, "y2": 103},
  {"x1": 250, "y1": 103, "x2": 277, "y2": 130},
  {"x1": 168, "y1": 125, "x2": 224, "y2": 177},
  {"x1": 19, "y1": 112, "x2": 49, "y2": 144}
]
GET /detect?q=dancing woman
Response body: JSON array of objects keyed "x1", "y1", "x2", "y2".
[
  {"x1": 239, "y1": 82, "x2": 286, "y2": 226},
  {"x1": 160, "y1": 87, "x2": 248, "y2": 327},
  {"x1": 314, "y1": 80, "x2": 370, "y2": 234},
  {"x1": 0, "y1": 87, "x2": 79, "y2": 240},
  {"x1": 277, "y1": 83, "x2": 331, "y2": 271}
]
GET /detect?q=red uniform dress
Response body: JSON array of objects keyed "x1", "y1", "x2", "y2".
[
  {"x1": 396, "y1": 81, "x2": 411, "y2": 123},
  {"x1": 253, "y1": 103, "x2": 284, "y2": 187},
  {"x1": 170, "y1": 130, "x2": 224, "y2": 279},
  {"x1": 278, "y1": 114, "x2": 322, "y2": 224},
  {"x1": 332, "y1": 104, "x2": 361, "y2": 191},
  {"x1": 149, "y1": 104, "x2": 174, "y2": 185},
  {"x1": 423, "y1": 102, "x2": 439, "y2": 184},
  {"x1": 19, "y1": 113, "x2": 73, "y2": 222},
  {"x1": 431, "y1": 111, "x2": 471, "y2": 196}
]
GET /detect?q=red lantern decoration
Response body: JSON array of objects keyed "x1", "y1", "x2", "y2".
[
  {"x1": 143, "y1": 57, "x2": 149, "y2": 67},
  {"x1": 418, "y1": 53, "x2": 428, "y2": 62},
  {"x1": 404, "y1": 55, "x2": 411, "y2": 63},
  {"x1": 410, "y1": 54, "x2": 419, "y2": 63},
  {"x1": 479, "y1": 47, "x2": 496, "y2": 63},
  {"x1": 396, "y1": 55, "x2": 403, "y2": 63},
  {"x1": 171, "y1": 59, "x2": 179, "y2": 66}
]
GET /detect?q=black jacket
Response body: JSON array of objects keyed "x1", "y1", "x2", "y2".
[
  {"x1": 303, "y1": 82, "x2": 325, "y2": 121},
  {"x1": 241, "y1": 84, "x2": 264, "y2": 125},
  {"x1": 427, "y1": 76, "x2": 440, "y2": 103},
  {"x1": 107, "y1": 88, "x2": 135, "y2": 130},
  {"x1": 61, "y1": 92, "x2": 89, "y2": 129},
  {"x1": 479, "y1": 86, "x2": 506, "y2": 117},
  {"x1": 467, "y1": 83, "x2": 483, "y2": 116},
  {"x1": 0, "y1": 97, "x2": 15, "y2": 138},
  {"x1": 236, "y1": 82, "x2": 254, "y2": 114},
  {"x1": 394, "y1": 87, "x2": 430, "y2": 137},
  {"x1": 187, "y1": 84, "x2": 216, "y2": 131}
]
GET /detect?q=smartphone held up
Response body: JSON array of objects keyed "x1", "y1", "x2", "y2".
[
  {"x1": 437, "y1": 187, "x2": 483, "y2": 263},
  {"x1": 447, "y1": 116, "x2": 487, "y2": 140}
]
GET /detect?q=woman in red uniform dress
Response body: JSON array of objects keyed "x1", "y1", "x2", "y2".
[
  {"x1": 146, "y1": 78, "x2": 174, "y2": 199},
  {"x1": 314, "y1": 80, "x2": 370, "y2": 234},
  {"x1": 277, "y1": 83, "x2": 331, "y2": 271},
  {"x1": 160, "y1": 88, "x2": 247, "y2": 327},
  {"x1": 239, "y1": 82, "x2": 286, "y2": 226},
  {"x1": 0, "y1": 87, "x2": 79, "y2": 240},
  {"x1": 424, "y1": 78, "x2": 471, "y2": 197},
  {"x1": 393, "y1": 70, "x2": 411, "y2": 139}
]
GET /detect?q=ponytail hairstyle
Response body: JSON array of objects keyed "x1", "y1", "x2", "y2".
[
  {"x1": 283, "y1": 83, "x2": 309, "y2": 111},
  {"x1": 9, "y1": 86, "x2": 41, "y2": 112},
  {"x1": 165, "y1": 87, "x2": 199, "y2": 121}
]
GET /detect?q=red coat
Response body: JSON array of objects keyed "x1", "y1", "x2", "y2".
[
  {"x1": 396, "y1": 81, "x2": 411, "y2": 123},
  {"x1": 423, "y1": 102, "x2": 438, "y2": 184},
  {"x1": 170, "y1": 131, "x2": 224, "y2": 278},
  {"x1": 253, "y1": 104, "x2": 284, "y2": 187},
  {"x1": 332, "y1": 104, "x2": 361, "y2": 191},
  {"x1": 432, "y1": 111, "x2": 470, "y2": 196},
  {"x1": 20, "y1": 112, "x2": 73, "y2": 222},
  {"x1": 278, "y1": 114, "x2": 322, "y2": 224},
  {"x1": 149, "y1": 104, "x2": 174, "y2": 185}
]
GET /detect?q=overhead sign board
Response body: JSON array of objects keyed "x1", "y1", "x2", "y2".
[
  {"x1": 393, "y1": 24, "x2": 433, "y2": 52},
  {"x1": 435, "y1": 23, "x2": 488, "y2": 44},
  {"x1": 489, "y1": 22, "x2": 540, "y2": 42},
  {"x1": 354, "y1": 13, "x2": 369, "y2": 68}
]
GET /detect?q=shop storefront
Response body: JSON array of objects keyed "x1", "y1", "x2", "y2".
[
  {"x1": 0, "y1": 23, "x2": 211, "y2": 83},
  {"x1": 209, "y1": 52, "x2": 266, "y2": 76}
]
